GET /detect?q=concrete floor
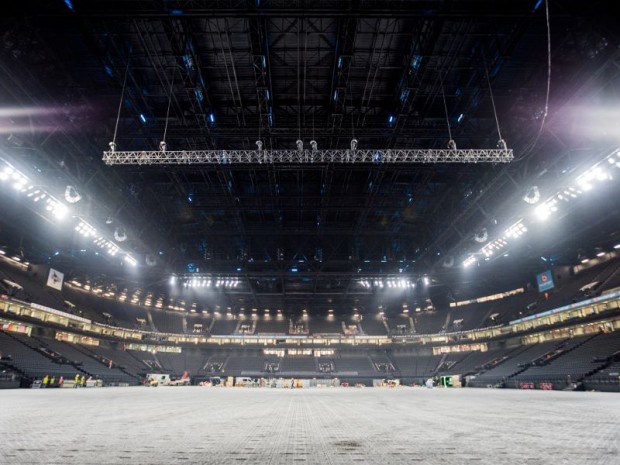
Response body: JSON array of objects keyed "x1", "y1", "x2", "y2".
[{"x1": 0, "y1": 387, "x2": 618, "y2": 464}]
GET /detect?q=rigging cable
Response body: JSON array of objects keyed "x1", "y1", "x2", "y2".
[{"x1": 111, "y1": 54, "x2": 132, "y2": 148}]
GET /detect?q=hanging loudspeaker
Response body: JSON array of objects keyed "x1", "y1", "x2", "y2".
[
  {"x1": 114, "y1": 227, "x2": 127, "y2": 242},
  {"x1": 523, "y1": 186, "x2": 540, "y2": 205},
  {"x1": 474, "y1": 228, "x2": 488, "y2": 243},
  {"x1": 64, "y1": 186, "x2": 82, "y2": 204}
]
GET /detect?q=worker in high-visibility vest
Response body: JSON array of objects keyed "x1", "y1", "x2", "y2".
[
  {"x1": 42, "y1": 375, "x2": 49, "y2": 388},
  {"x1": 74, "y1": 373, "x2": 80, "y2": 388}
]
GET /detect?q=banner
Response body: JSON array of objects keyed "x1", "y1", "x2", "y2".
[
  {"x1": 536, "y1": 270, "x2": 554, "y2": 292},
  {"x1": 46, "y1": 268, "x2": 64, "y2": 291}
]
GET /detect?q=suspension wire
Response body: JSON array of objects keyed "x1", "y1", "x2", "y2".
[
  {"x1": 439, "y1": 74, "x2": 453, "y2": 144},
  {"x1": 351, "y1": 90, "x2": 355, "y2": 141},
  {"x1": 258, "y1": 98, "x2": 262, "y2": 147},
  {"x1": 522, "y1": 0, "x2": 552, "y2": 158},
  {"x1": 162, "y1": 68, "x2": 177, "y2": 144},
  {"x1": 303, "y1": 29, "x2": 308, "y2": 137},
  {"x1": 112, "y1": 54, "x2": 132, "y2": 146},
  {"x1": 482, "y1": 52, "x2": 504, "y2": 145},
  {"x1": 297, "y1": 18, "x2": 301, "y2": 141},
  {"x1": 312, "y1": 96, "x2": 315, "y2": 141}
]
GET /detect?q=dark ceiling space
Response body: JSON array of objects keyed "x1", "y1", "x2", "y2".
[{"x1": 1, "y1": 0, "x2": 619, "y2": 311}]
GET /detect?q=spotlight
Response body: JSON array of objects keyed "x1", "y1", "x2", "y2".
[
  {"x1": 535, "y1": 203, "x2": 552, "y2": 221},
  {"x1": 463, "y1": 256, "x2": 477, "y2": 268}
]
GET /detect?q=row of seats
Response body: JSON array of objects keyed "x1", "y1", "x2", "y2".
[
  {"x1": 3, "y1": 254, "x2": 620, "y2": 340},
  {"x1": 0, "y1": 331, "x2": 139, "y2": 384},
  {"x1": 2, "y1": 329, "x2": 619, "y2": 388}
]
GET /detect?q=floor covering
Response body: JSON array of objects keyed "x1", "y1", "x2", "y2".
[{"x1": 0, "y1": 387, "x2": 618, "y2": 464}]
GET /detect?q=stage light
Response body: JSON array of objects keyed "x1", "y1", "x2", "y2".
[
  {"x1": 76, "y1": 221, "x2": 97, "y2": 237},
  {"x1": 596, "y1": 251, "x2": 605, "y2": 257},
  {"x1": 505, "y1": 220, "x2": 528, "y2": 237},
  {"x1": 124, "y1": 255, "x2": 137, "y2": 266},
  {"x1": 535, "y1": 203, "x2": 552, "y2": 221},
  {"x1": 463, "y1": 256, "x2": 477, "y2": 268},
  {"x1": 581, "y1": 258, "x2": 590, "y2": 264}
]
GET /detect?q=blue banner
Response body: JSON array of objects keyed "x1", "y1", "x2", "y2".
[{"x1": 536, "y1": 270, "x2": 555, "y2": 292}]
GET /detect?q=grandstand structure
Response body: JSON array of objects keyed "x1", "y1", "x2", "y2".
[
  {"x1": 2, "y1": 251, "x2": 620, "y2": 391},
  {"x1": 0, "y1": 0, "x2": 619, "y2": 397}
]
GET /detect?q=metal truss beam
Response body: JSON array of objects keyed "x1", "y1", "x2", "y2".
[{"x1": 103, "y1": 148, "x2": 513, "y2": 165}]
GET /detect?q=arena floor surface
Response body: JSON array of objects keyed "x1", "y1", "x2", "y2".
[{"x1": 0, "y1": 387, "x2": 618, "y2": 464}]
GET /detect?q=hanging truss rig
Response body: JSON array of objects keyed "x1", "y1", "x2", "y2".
[{"x1": 103, "y1": 146, "x2": 513, "y2": 165}]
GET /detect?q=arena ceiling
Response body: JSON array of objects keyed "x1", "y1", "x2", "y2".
[{"x1": 1, "y1": 0, "x2": 619, "y2": 310}]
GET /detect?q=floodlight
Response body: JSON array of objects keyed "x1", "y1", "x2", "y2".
[
  {"x1": 463, "y1": 256, "x2": 477, "y2": 268},
  {"x1": 535, "y1": 203, "x2": 552, "y2": 221}
]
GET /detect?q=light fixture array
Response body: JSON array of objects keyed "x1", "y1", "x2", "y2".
[
  {"x1": 1, "y1": 158, "x2": 139, "y2": 266},
  {"x1": 175, "y1": 276, "x2": 240, "y2": 288},
  {"x1": 1, "y1": 162, "x2": 68, "y2": 220},
  {"x1": 75, "y1": 218, "x2": 130, "y2": 260},
  {"x1": 463, "y1": 148, "x2": 619, "y2": 267},
  {"x1": 359, "y1": 278, "x2": 424, "y2": 289}
]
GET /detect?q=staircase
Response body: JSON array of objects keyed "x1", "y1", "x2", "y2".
[
  {"x1": 442, "y1": 311, "x2": 452, "y2": 332},
  {"x1": 434, "y1": 353, "x2": 448, "y2": 375},
  {"x1": 599, "y1": 263, "x2": 620, "y2": 292},
  {"x1": 7, "y1": 333, "x2": 66, "y2": 365},
  {"x1": 382, "y1": 318, "x2": 390, "y2": 335},
  {"x1": 532, "y1": 333, "x2": 601, "y2": 367},
  {"x1": 146, "y1": 310, "x2": 158, "y2": 332}
]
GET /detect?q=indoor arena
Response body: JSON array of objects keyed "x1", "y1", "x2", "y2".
[{"x1": 1, "y1": 0, "x2": 619, "y2": 463}]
